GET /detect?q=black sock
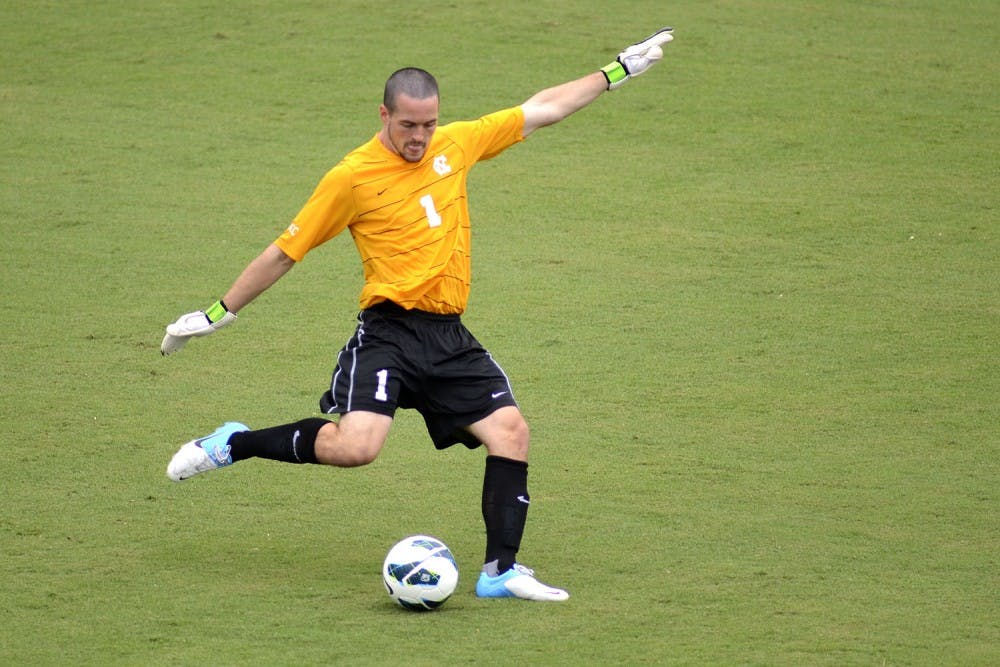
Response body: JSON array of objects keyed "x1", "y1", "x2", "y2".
[
  {"x1": 228, "y1": 418, "x2": 326, "y2": 464},
  {"x1": 482, "y1": 455, "x2": 529, "y2": 574}
]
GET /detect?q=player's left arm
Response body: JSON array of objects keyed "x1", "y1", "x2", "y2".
[
  {"x1": 520, "y1": 28, "x2": 673, "y2": 137},
  {"x1": 520, "y1": 72, "x2": 607, "y2": 137}
]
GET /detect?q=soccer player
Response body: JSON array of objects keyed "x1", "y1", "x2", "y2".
[{"x1": 161, "y1": 29, "x2": 673, "y2": 602}]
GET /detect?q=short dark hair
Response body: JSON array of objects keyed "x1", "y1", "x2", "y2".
[{"x1": 383, "y1": 68, "x2": 439, "y2": 112}]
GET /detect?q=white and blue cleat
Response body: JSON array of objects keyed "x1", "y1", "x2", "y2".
[
  {"x1": 166, "y1": 422, "x2": 249, "y2": 481},
  {"x1": 475, "y1": 564, "x2": 569, "y2": 602}
]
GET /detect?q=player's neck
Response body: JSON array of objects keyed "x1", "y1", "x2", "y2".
[{"x1": 376, "y1": 128, "x2": 397, "y2": 156}]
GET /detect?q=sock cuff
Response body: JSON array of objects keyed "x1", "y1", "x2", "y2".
[{"x1": 485, "y1": 454, "x2": 528, "y2": 471}]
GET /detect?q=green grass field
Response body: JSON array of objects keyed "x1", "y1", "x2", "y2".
[{"x1": 2, "y1": 1, "x2": 997, "y2": 664}]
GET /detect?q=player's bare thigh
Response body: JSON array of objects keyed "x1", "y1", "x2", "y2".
[
  {"x1": 465, "y1": 405, "x2": 530, "y2": 462},
  {"x1": 315, "y1": 410, "x2": 393, "y2": 467}
]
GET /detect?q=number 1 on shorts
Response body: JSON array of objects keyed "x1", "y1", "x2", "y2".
[{"x1": 374, "y1": 369, "x2": 389, "y2": 402}]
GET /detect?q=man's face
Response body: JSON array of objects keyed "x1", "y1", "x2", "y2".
[{"x1": 379, "y1": 93, "x2": 439, "y2": 163}]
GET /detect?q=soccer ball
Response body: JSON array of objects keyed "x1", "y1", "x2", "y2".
[{"x1": 382, "y1": 535, "x2": 459, "y2": 611}]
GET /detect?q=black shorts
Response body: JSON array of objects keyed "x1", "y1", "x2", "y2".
[{"x1": 319, "y1": 301, "x2": 519, "y2": 449}]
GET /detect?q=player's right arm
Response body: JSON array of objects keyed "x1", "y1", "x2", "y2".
[
  {"x1": 220, "y1": 243, "x2": 295, "y2": 313},
  {"x1": 161, "y1": 162, "x2": 355, "y2": 356},
  {"x1": 160, "y1": 244, "x2": 295, "y2": 356}
]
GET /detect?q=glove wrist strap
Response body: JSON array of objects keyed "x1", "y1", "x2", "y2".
[
  {"x1": 600, "y1": 60, "x2": 629, "y2": 90},
  {"x1": 204, "y1": 300, "x2": 229, "y2": 324}
]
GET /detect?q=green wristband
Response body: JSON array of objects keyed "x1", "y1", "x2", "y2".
[
  {"x1": 204, "y1": 300, "x2": 228, "y2": 324},
  {"x1": 601, "y1": 60, "x2": 628, "y2": 89}
]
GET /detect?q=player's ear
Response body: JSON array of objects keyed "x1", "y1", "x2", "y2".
[{"x1": 379, "y1": 104, "x2": 391, "y2": 124}]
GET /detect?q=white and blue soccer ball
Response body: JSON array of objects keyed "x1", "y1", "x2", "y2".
[{"x1": 382, "y1": 535, "x2": 459, "y2": 611}]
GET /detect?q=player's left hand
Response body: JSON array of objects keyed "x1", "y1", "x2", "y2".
[{"x1": 602, "y1": 28, "x2": 674, "y2": 90}]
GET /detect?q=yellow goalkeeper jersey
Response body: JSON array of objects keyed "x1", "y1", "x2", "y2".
[{"x1": 275, "y1": 106, "x2": 526, "y2": 315}]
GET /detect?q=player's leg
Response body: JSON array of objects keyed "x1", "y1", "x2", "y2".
[
  {"x1": 167, "y1": 309, "x2": 399, "y2": 481},
  {"x1": 229, "y1": 409, "x2": 392, "y2": 467},
  {"x1": 165, "y1": 411, "x2": 393, "y2": 481},
  {"x1": 467, "y1": 406, "x2": 531, "y2": 571},
  {"x1": 417, "y1": 318, "x2": 568, "y2": 601},
  {"x1": 466, "y1": 406, "x2": 569, "y2": 602}
]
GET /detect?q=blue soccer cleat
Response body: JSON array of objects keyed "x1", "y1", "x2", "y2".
[
  {"x1": 166, "y1": 422, "x2": 249, "y2": 482},
  {"x1": 475, "y1": 564, "x2": 569, "y2": 602}
]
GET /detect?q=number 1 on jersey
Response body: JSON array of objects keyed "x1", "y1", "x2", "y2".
[{"x1": 420, "y1": 194, "x2": 442, "y2": 228}]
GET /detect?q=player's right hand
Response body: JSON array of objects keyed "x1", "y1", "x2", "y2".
[{"x1": 160, "y1": 301, "x2": 237, "y2": 355}]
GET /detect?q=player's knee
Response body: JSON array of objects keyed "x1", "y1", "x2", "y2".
[
  {"x1": 510, "y1": 416, "x2": 530, "y2": 451},
  {"x1": 314, "y1": 421, "x2": 385, "y2": 467},
  {"x1": 490, "y1": 412, "x2": 530, "y2": 461},
  {"x1": 338, "y1": 444, "x2": 381, "y2": 467}
]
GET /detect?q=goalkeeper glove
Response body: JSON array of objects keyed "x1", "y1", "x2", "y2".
[
  {"x1": 160, "y1": 300, "x2": 237, "y2": 355},
  {"x1": 601, "y1": 27, "x2": 674, "y2": 91}
]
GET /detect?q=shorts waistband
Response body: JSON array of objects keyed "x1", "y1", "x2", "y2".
[{"x1": 365, "y1": 300, "x2": 462, "y2": 322}]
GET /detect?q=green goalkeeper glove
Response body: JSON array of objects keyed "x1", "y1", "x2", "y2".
[
  {"x1": 160, "y1": 300, "x2": 237, "y2": 355},
  {"x1": 601, "y1": 28, "x2": 674, "y2": 90}
]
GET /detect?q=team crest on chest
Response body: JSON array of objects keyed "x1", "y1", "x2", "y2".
[{"x1": 433, "y1": 155, "x2": 452, "y2": 176}]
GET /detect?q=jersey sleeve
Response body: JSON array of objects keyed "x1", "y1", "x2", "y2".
[
  {"x1": 446, "y1": 106, "x2": 525, "y2": 164},
  {"x1": 274, "y1": 163, "x2": 356, "y2": 261}
]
